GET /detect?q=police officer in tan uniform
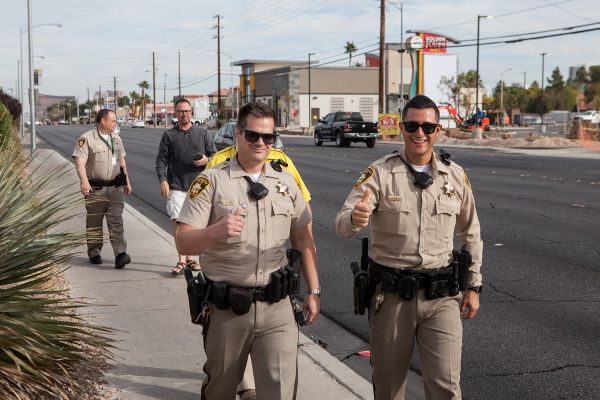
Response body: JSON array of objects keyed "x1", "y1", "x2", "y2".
[
  {"x1": 336, "y1": 95, "x2": 483, "y2": 400},
  {"x1": 73, "y1": 108, "x2": 132, "y2": 269},
  {"x1": 176, "y1": 102, "x2": 320, "y2": 400}
]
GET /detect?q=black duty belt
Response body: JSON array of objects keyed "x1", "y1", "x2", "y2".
[
  {"x1": 369, "y1": 260, "x2": 457, "y2": 300},
  {"x1": 88, "y1": 178, "x2": 116, "y2": 187}
]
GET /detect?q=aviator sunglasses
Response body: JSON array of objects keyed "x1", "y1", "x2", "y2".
[
  {"x1": 243, "y1": 129, "x2": 278, "y2": 145},
  {"x1": 402, "y1": 121, "x2": 440, "y2": 134}
]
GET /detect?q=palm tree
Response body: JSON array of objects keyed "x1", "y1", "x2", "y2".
[
  {"x1": 0, "y1": 140, "x2": 113, "y2": 399},
  {"x1": 129, "y1": 91, "x2": 140, "y2": 118},
  {"x1": 344, "y1": 41, "x2": 358, "y2": 67},
  {"x1": 138, "y1": 81, "x2": 150, "y2": 121}
]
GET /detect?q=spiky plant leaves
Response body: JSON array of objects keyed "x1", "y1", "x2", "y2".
[{"x1": 0, "y1": 141, "x2": 114, "y2": 399}]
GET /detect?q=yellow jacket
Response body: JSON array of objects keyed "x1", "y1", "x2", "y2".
[{"x1": 206, "y1": 146, "x2": 311, "y2": 202}]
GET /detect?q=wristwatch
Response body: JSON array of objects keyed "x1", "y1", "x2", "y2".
[
  {"x1": 468, "y1": 285, "x2": 483, "y2": 294},
  {"x1": 307, "y1": 287, "x2": 322, "y2": 297}
]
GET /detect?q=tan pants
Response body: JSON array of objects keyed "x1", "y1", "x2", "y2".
[
  {"x1": 369, "y1": 290, "x2": 463, "y2": 400},
  {"x1": 237, "y1": 358, "x2": 255, "y2": 392},
  {"x1": 85, "y1": 186, "x2": 126, "y2": 257},
  {"x1": 201, "y1": 298, "x2": 298, "y2": 400}
]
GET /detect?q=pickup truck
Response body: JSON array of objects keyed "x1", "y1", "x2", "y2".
[{"x1": 313, "y1": 112, "x2": 378, "y2": 147}]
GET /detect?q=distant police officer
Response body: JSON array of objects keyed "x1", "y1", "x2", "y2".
[
  {"x1": 176, "y1": 102, "x2": 320, "y2": 400},
  {"x1": 73, "y1": 108, "x2": 132, "y2": 269},
  {"x1": 207, "y1": 141, "x2": 312, "y2": 400},
  {"x1": 336, "y1": 95, "x2": 483, "y2": 400}
]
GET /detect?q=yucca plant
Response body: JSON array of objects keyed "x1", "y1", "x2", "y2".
[{"x1": 0, "y1": 140, "x2": 114, "y2": 399}]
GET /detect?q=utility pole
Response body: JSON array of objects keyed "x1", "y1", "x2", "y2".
[
  {"x1": 87, "y1": 86, "x2": 90, "y2": 123},
  {"x1": 27, "y1": 0, "x2": 36, "y2": 152},
  {"x1": 178, "y1": 51, "x2": 181, "y2": 98},
  {"x1": 76, "y1": 96, "x2": 80, "y2": 124},
  {"x1": 399, "y1": 2, "x2": 404, "y2": 112},
  {"x1": 97, "y1": 85, "x2": 101, "y2": 110},
  {"x1": 522, "y1": 71, "x2": 526, "y2": 127},
  {"x1": 378, "y1": 0, "x2": 385, "y2": 114},
  {"x1": 540, "y1": 52, "x2": 547, "y2": 133},
  {"x1": 153, "y1": 51, "x2": 157, "y2": 127},
  {"x1": 214, "y1": 15, "x2": 222, "y2": 126},
  {"x1": 164, "y1": 72, "x2": 167, "y2": 127},
  {"x1": 113, "y1": 76, "x2": 117, "y2": 112}
]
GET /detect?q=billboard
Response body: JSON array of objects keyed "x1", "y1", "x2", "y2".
[
  {"x1": 422, "y1": 34, "x2": 447, "y2": 53},
  {"x1": 423, "y1": 53, "x2": 458, "y2": 105}
]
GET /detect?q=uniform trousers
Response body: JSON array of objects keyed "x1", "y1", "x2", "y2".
[
  {"x1": 201, "y1": 297, "x2": 298, "y2": 400},
  {"x1": 84, "y1": 186, "x2": 126, "y2": 257},
  {"x1": 369, "y1": 290, "x2": 463, "y2": 400}
]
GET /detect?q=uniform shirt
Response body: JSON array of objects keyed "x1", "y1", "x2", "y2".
[
  {"x1": 72, "y1": 127, "x2": 126, "y2": 181},
  {"x1": 207, "y1": 145, "x2": 312, "y2": 202},
  {"x1": 178, "y1": 156, "x2": 312, "y2": 287},
  {"x1": 335, "y1": 150, "x2": 483, "y2": 287},
  {"x1": 155, "y1": 125, "x2": 216, "y2": 192}
]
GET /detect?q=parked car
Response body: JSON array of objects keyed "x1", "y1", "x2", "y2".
[
  {"x1": 572, "y1": 111, "x2": 600, "y2": 124},
  {"x1": 213, "y1": 122, "x2": 283, "y2": 151},
  {"x1": 131, "y1": 120, "x2": 145, "y2": 128},
  {"x1": 313, "y1": 111, "x2": 378, "y2": 147},
  {"x1": 58, "y1": 119, "x2": 69, "y2": 125}
]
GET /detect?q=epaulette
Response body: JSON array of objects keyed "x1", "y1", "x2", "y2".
[{"x1": 371, "y1": 152, "x2": 401, "y2": 167}]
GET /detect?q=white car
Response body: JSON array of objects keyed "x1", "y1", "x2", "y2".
[
  {"x1": 131, "y1": 120, "x2": 145, "y2": 128},
  {"x1": 572, "y1": 111, "x2": 600, "y2": 124}
]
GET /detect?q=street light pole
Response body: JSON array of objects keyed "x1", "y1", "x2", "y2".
[
  {"x1": 500, "y1": 68, "x2": 511, "y2": 128},
  {"x1": 26, "y1": 0, "x2": 37, "y2": 152},
  {"x1": 308, "y1": 52, "x2": 317, "y2": 128},
  {"x1": 540, "y1": 52, "x2": 547, "y2": 133},
  {"x1": 475, "y1": 15, "x2": 493, "y2": 128},
  {"x1": 522, "y1": 71, "x2": 527, "y2": 127}
]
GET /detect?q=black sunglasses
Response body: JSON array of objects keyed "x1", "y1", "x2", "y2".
[
  {"x1": 243, "y1": 129, "x2": 278, "y2": 145},
  {"x1": 402, "y1": 121, "x2": 440, "y2": 134}
]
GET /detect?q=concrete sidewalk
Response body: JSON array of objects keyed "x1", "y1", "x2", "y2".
[{"x1": 28, "y1": 144, "x2": 375, "y2": 400}]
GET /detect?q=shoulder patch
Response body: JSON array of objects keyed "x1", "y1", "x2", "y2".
[
  {"x1": 78, "y1": 138, "x2": 86, "y2": 148},
  {"x1": 464, "y1": 173, "x2": 472, "y2": 191},
  {"x1": 354, "y1": 166, "x2": 375, "y2": 189},
  {"x1": 189, "y1": 176, "x2": 210, "y2": 199}
]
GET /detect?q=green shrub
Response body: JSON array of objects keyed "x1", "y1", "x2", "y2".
[
  {"x1": 0, "y1": 142, "x2": 113, "y2": 399},
  {"x1": 0, "y1": 101, "x2": 14, "y2": 148},
  {"x1": 0, "y1": 89, "x2": 22, "y2": 122}
]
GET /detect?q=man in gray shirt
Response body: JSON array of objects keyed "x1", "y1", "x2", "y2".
[{"x1": 155, "y1": 98, "x2": 216, "y2": 274}]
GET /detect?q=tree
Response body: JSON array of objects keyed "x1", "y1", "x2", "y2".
[
  {"x1": 129, "y1": 91, "x2": 139, "y2": 118},
  {"x1": 118, "y1": 96, "x2": 130, "y2": 107},
  {"x1": 138, "y1": 81, "x2": 150, "y2": 121},
  {"x1": 344, "y1": 41, "x2": 358, "y2": 66},
  {"x1": 547, "y1": 67, "x2": 565, "y2": 89}
]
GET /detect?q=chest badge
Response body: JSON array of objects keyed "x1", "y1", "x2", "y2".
[
  {"x1": 276, "y1": 182, "x2": 289, "y2": 195},
  {"x1": 444, "y1": 183, "x2": 456, "y2": 196}
]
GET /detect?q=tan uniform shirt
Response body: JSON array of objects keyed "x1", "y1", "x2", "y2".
[
  {"x1": 178, "y1": 156, "x2": 312, "y2": 287},
  {"x1": 335, "y1": 151, "x2": 483, "y2": 287},
  {"x1": 72, "y1": 128, "x2": 126, "y2": 181}
]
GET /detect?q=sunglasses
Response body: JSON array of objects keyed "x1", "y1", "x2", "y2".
[
  {"x1": 402, "y1": 121, "x2": 440, "y2": 134},
  {"x1": 243, "y1": 129, "x2": 278, "y2": 145}
]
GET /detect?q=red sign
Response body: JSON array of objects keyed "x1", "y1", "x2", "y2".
[{"x1": 422, "y1": 33, "x2": 447, "y2": 53}]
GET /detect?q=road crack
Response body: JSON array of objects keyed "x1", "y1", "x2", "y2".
[{"x1": 464, "y1": 364, "x2": 600, "y2": 379}]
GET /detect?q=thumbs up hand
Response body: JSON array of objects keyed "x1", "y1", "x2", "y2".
[
  {"x1": 351, "y1": 189, "x2": 371, "y2": 228},
  {"x1": 211, "y1": 207, "x2": 245, "y2": 239}
]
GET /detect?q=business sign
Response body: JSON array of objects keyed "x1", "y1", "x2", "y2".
[
  {"x1": 422, "y1": 33, "x2": 447, "y2": 53},
  {"x1": 378, "y1": 113, "x2": 400, "y2": 135}
]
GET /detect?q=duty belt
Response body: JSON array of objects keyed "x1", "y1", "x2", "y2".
[
  {"x1": 88, "y1": 178, "x2": 116, "y2": 187},
  {"x1": 369, "y1": 260, "x2": 457, "y2": 301}
]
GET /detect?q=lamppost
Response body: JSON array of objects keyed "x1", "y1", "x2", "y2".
[
  {"x1": 308, "y1": 52, "x2": 319, "y2": 128},
  {"x1": 475, "y1": 14, "x2": 493, "y2": 128},
  {"x1": 521, "y1": 71, "x2": 527, "y2": 127},
  {"x1": 540, "y1": 52, "x2": 548, "y2": 133},
  {"x1": 21, "y1": 13, "x2": 62, "y2": 152},
  {"x1": 500, "y1": 67, "x2": 511, "y2": 128}
]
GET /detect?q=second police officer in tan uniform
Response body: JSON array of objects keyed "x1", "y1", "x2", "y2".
[
  {"x1": 336, "y1": 95, "x2": 483, "y2": 400},
  {"x1": 176, "y1": 102, "x2": 320, "y2": 400},
  {"x1": 73, "y1": 108, "x2": 132, "y2": 269}
]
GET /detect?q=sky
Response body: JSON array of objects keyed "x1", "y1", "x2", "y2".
[{"x1": 1, "y1": 0, "x2": 599, "y2": 103}]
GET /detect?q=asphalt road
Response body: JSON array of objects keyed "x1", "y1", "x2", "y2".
[{"x1": 37, "y1": 125, "x2": 600, "y2": 400}]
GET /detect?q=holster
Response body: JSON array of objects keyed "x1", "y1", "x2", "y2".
[
  {"x1": 113, "y1": 167, "x2": 127, "y2": 187},
  {"x1": 184, "y1": 268, "x2": 209, "y2": 325},
  {"x1": 286, "y1": 249, "x2": 302, "y2": 295},
  {"x1": 266, "y1": 270, "x2": 284, "y2": 303},
  {"x1": 351, "y1": 262, "x2": 370, "y2": 315},
  {"x1": 211, "y1": 281, "x2": 230, "y2": 310},
  {"x1": 424, "y1": 268, "x2": 452, "y2": 300},
  {"x1": 454, "y1": 250, "x2": 472, "y2": 291}
]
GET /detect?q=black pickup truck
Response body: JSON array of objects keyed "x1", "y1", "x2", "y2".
[{"x1": 313, "y1": 112, "x2": 379, "y2": 147}]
